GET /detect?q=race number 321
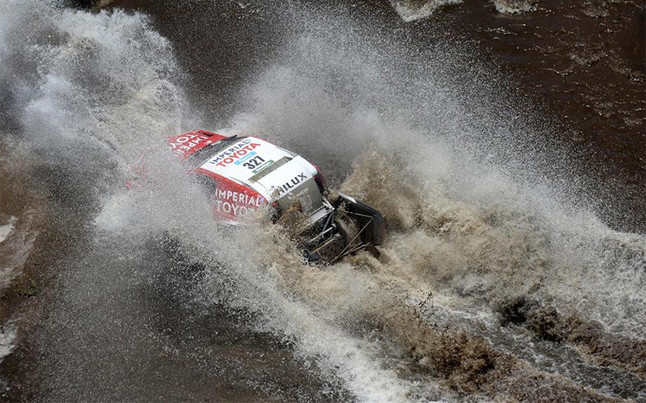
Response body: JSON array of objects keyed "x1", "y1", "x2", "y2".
[{"x1": 243, "y1": 156, "x2": 265, "y2": 170}]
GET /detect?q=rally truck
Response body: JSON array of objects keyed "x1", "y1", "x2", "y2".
[{"x1": 165, "y1": 129, "x2": 386, "y2": 262}]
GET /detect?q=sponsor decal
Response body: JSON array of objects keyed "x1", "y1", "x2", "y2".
[
  {"x1": 296, "y1": 187, "x2": 313, "y2": 211},
  {"x1": 214, "y1": 200, "x2": 254, "y2": 217},
  {"x1": 213, "y1": 188, "x2": 265, "y2": 218},
  {"x1": 169, "y1": 133, "x2": 212, "y2": 155},
  {"x1": 275, "y1": 172, "x2": 307, "y2": 196},
  {"x1": 208, "y1": 139, "x2": 262, "y2": 167},
  {"x1": 214, "y1": 189, "x2": 264, "y2": 207},
  {"x1": 233, "y1": 151, "x2": 257, "y2": 165}
]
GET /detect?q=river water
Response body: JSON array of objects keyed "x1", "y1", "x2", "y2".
[{"x1": 0, "y1": 0, "x2": 644, "y2": 401}]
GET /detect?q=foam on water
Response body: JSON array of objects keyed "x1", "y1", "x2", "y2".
[
  {"x1": 0, "y1": 217, "x2": 17, "y2": 287},
  {"x1": 0, "y1": 322, "x2": 16, "y2": 364},
  {"x1": 492, "y1": 0, "x2": 538, "y2": 15},
  {"x1": 0, "y1": 218, "x2": 15, "y2": 244},
  {"x1": 391, "y1": 0, "x2": 463, "y2": 22}
]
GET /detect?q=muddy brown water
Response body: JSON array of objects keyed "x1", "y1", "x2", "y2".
[
  {"x1": 433, "y1": 0, "x2": 645, "y2": 233},
  {"x1": 0, "y1": 0, "x2": 644, "y2": 401}
]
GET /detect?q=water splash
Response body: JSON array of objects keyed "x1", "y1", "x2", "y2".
[
  {"x1": 227, "y1": 3, "x2": 646, "y2": 342},
  {"x1": 2, "y1": 0, "x2": 643, "y2": 400}
]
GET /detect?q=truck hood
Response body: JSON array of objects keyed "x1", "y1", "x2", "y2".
[{"x1": 197, "y1": 136, "x2": 322, "y2": 213}]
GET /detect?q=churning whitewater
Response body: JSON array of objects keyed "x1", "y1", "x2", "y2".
[{"x1": 0, "y1": 0, "x2": 644, "y2": 401}]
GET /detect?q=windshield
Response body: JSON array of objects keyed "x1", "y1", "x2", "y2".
[{"x1": 248, "y1": 156, "x2": 292, "y2": 183}]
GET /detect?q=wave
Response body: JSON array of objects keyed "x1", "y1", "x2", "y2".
[{"x1": 391, "y1": 0, "x2": 463, "y2": 22}]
